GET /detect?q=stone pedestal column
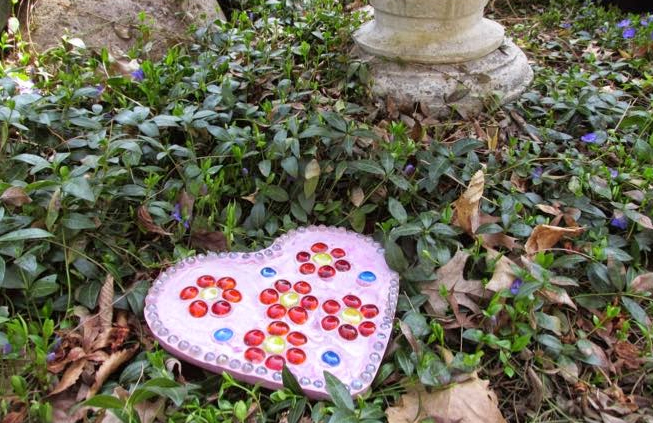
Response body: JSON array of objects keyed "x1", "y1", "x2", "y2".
[{"x1": 353, "y1": 0, "x2": 533, "y2": 116}]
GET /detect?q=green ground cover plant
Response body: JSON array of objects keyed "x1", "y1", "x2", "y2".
[{"x1": 0, "y1": 0, "x2": 652, "y2": 421}]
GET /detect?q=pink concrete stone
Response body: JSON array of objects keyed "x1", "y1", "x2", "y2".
[{"x1": 144, "y1": 226, "x2": 399, "y2": 399}]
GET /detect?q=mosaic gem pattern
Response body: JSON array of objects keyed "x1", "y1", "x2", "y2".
[{"x1": 144, "y1": 226, "x2": 399, "y2": 399}]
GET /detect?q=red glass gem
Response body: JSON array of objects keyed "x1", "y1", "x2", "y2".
[
  {"x1": 343, "y1": 295, "x2": 362, "y2": 308},
  {"x1": 334, "y1": 260, "x2": 351, "y2": 272},
  {"x1": 265, "y1": 355, "x2": 285, "y2": 371},
  {"x1": 244, "y1": 347, "x2": 266, "y2": 363},
  {"x1": 197, "y1": 275, "x2": 216, "y2": 288},
  {"x1": 267, "y1": 304, "x2": 287, "y2": 319},
  {"x1": 222, "y1": 289, "x2": 242, "y2": 303},
  {"x1": 179, "y1": 286, "x2": 199, "y2": 300},
  {"x1": 360, "y1": 304, "x2": 379, "y2": 319},
  {"x1": 217, "y1": 276, "x2": 236, "y2": 290},
  {"x1": 293, "y1": 281, "x2": 311, "y2": 294},
  {"x1": 322, "y1": 300, "x2": 341, "y2": 314},
  {"x1": 244, "y1": 330, "x2": 266, "y2": 346},
  {"x1": 331, "y1": 248, "x2": 346, "y2": 258},
  {"x1": 359, "y1": 321, "x2": 376, "y2": 337},
  {"x1": 299, "y1": 263, "x2": 316, "y2": 274},
  {"x1": 311, "y1": 242, "x2": 328, "y2": 253},
  {"x1": 259, "y1": 288, "x2": 279, "y2": 305},
  {"x1": 338, "y1": 324, "x2": 358, "y2": 340},
  {"x1": 321, "y1": 316, "x2": 339, "y2": 331},
  {"x1": 287, "y1": 332, "x2": 307, "y2": 346},
  {"x1": 296, "y1": 251, "x2": 311, "y2": 262},
  {"x1": 274, "y1": 280, "x2": 292, "y2": 292},
  {"x1": 318, "y1": 266, "x2": 336, "y2": 279},
  {"x1": 288, "y1": 307, "x2": 308, "y2": 325},
  {"x1": 211, "y1": 300, "x2": 231, "y2": 316},
  {"x1": 189, "y1": 300, "x2": 208, "y2": 317},
  {"x1": 300, "y1": 295, "x2": 318, "y2": 310},
  {"x1": 268, "y1": 321, "x2": 290, "y2": 336},
  {"x1": 286, "y1": 348, "x2": 306, "y2": 365}
]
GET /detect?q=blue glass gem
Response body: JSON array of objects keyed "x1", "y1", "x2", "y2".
[
  {"x1": 358, "y1": 271, "x2": 377, "y2": 283},
  {"x1": 260, "y1": 267, "x2": 277, "y2": 277},
  {"x1": 213, "y1": 328, "x2": 234, "y2": 342},
  {"x1": 321, "y1": 351, "x2": 341, "y2": 367}
]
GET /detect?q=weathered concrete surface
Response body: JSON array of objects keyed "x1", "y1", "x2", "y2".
[
  {"x1": 358, "y1": 38, "x2": 533, "y2": 117},
  {"x1": 26, "y1": 0, "x2": 225, "y2": 59}
]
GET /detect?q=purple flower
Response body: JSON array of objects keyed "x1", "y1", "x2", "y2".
[
  {"x1": 510, "y1": 278, "x2": 523, "y2": 295},
  {"x1": 52, "y1": 336, "x2": 62, "y2": 351},
  {"x1": 531, "y1": 166, "x2": 543, "y2": 179},
  {"x1": 95, "y1": 85, "x2": 105, "y2": 96},
  {"x1": 2, "y1": 343, "x2": 12, "y2": 355},
  {"x1": 46, "y1": 352, "x2": 56, "y2": 363},
  {"x1": 617, "y1": 19, "x2": 631, "y2": 28},
  {"x1": 623, "y1": 28, "x2": 636, "y2": 39},
  {"x1": 610, "y1": 213, "x2": 628, "y2": 230},
  {"x1": 609, "y1": 168, "x2": 618, "y2": 178},
  {"x1": 130, "y1": 69, "x2": 145, "y2": 82},
  {"x1": 171, "y1": 203, "x2": 190, "y2": 229},
  {"x1": 581, "y1": 132, "x2": 598, "y2": 144},
  {"x1": 242, "y1": 167, "x2": 249, "y2": 177},
  {"x1": 402, "y1": 164, "x2": 416, "y2": 177},
  {"x1": 561, "y1": 22, "x2": 571, "y2": 29}
]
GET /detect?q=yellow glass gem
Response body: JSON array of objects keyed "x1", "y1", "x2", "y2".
[
  {"x1": 341, "y1": 307, "x2": 363, "y2": 325},
  {"x1": 280, "y1": 292, "x2": 300, "y2": 307},
  {"x1": 199, "y1": 287, "x2": 219, "y2": 300},
  {"x1": 312, "y1": 253, "x2": 333, "y2": 266},
  {"x1": 263, "y1": 336, "x2": 286, "y2": 354}
]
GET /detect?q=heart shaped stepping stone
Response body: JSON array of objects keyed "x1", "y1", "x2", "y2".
[{"x1": 144, "y1": 226, "x2": 399, "y2": 399}]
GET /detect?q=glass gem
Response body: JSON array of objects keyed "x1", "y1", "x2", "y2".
[
  {"x1": 197, "y1": 275, "x2": 216, "y2": 288},
  {"x1": 265, "y1": 355, "x2": 285, "y2": 371},
  {"x1": 189, "y1": 300, "x2": 208, "y2": 317},
  {"x1": 312, "y1": 253, "x2": 332, "y2": 266},
  {"x1": 263, "y1": 336, "x2": 286, "y2": 354},
  {"x1": 199, "y1": 287, "x2": 219, "y2": 300},
  {"x1": 311, "y1": 242, "x2": 328, "y2": 253},
  {"x1": 267, "y1": 304, "x2": 287, "y2": 319},
  {"x1": 286, "y1": 348, "x2": 306, "y2": 365},
  {"x1": 179, "y1": 286, "x2": 198, "y2": 300},
  {"x1": 334, "y1": 260, "x2": 351, "y2": 272},
  {"x1": 222, "y1": 289, "x2": 242, "y2": 303},
  {"x1": 267, "y1": 321, "x2": 290, "y2": 336},
  {"x1": 279, "y1": 292, "x2": 300, "y2": 308},
  {"x1": 260, "y1": 267, "x2": 277, "y2": 277},
  {"x1": 300, "y1": 295, "x2": 319, "y2": 310},
  {"x1": 331, "y1": 248, "x2": 346, "y2": 258},
  {"x1": 299, "y1": 263, "x2": 316, "y2": 274},
  {"x1": 217, "y1": 277, "x2": 236, "y2": 290},
  {"x1": 359, "y1": 321, "x2": 376, "y2": 337},
  {"x1": 360, "y1": 304, "x2": 379, "y2": 319},
  {"x1": 321, "y1": 351, "x2": 341, "y2": 366},
  {"x1": 322, "y1": 300, "x2": 341, "y2": 314},
  {"x1": 343, "y1": 295, "x2": 362, "y2": 308},
  {"x1": 296, "y1": 251, "x2": 311, "y2": 262},
  {"x1": 211, "y1": 300, "x2": 231, "y2": 316},
  {"x1": 341, "y1": 308, "x2": 363, "y2": 325},
  {"x1": 244, "y1": 347, "x2": 266, "y2": 363},
  {"x1": 287, "y1": 331, "x2": 307, "y2": 346},
  {"x1": 288, "y1": 307, "x2": 308, "y2": 325},
  {"x1": 244, "y1": 329, "x2": 266, "y2": 346},
  {"x1": 213, "y1": 328, "x2": 234, "y2": 342},
  {"x1": 318, "y1": 266, "x2": 336, "y2": 279},
  {"x1": 338, "y1": 324, "x2": 358, "y2": 340},
  {"x1": 293, "y1": 281, "x2": 312, "y2": 294},
  {"x1": 259, "y1": 288, "x2": 279, "y2": 305},
  {"x1": 358, "y1": 271, "x2": 377, "y2": 283},
  {"x1": 321, "y1": 316, "x2": 340, "y2": 331},
  {"x1": 274, "y1": 280, "x2": 292, "y2": 292}
]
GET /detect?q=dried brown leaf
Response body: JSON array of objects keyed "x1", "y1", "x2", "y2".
[
  {"x1": 479, "y1": 233, "x2": 520, "y2": 250},
  {"x1": 178, "y1": 190, "x2": 195, "y2": 222},
  {"x1": 0, "y1": 186, "x2": 32, "y2": 207},
  {"x1": 51, "y1": 391, "x2": 91, "y2": 423},
  {"x1": 350, "y1": 186, "x2": 364, "y2": 207},
  {"x1": 540, "y1": 286, "x2": 577, "y2": 310},
  {"x1": 87, "y1": 346, "x2": 138, "y2": 399},
  {"x1": 92, "y1": 275, "x2": 114, "y2": 351},
  {"x1": 485, "y1": 249, "x2": 519, "y2": 292},
  {"x1": 410, "y1": 120, "x2": 423, "y2": 143},
  {"x1": 399, "y1": 320, "x2": 421, "y2": 355},
  {"x1": 191, "y1": 230, "x2": 228, "y2": 252},
  {"x1": 48, "y1": 359, "x2": 87, "y2": 396},
  {"x1": 386, "y1": 376, "x2": 507, "y2": 423},
  {"x1": 452, "y1": 170, "x2": 485, "y2": 235},
  {"x1": 630, "y1": 273, "x2": 653, "y2": 293},
  {"x1": 137, "y1": 205, "x2": 171, "y2": 236},
  {"x1": 524, "y1": 225, "x2": 584, "y2": 255}
]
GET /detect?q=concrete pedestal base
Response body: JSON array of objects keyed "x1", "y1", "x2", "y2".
[{"x1": 358, "y1": 38, "x2": 533, "y2": 117}]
